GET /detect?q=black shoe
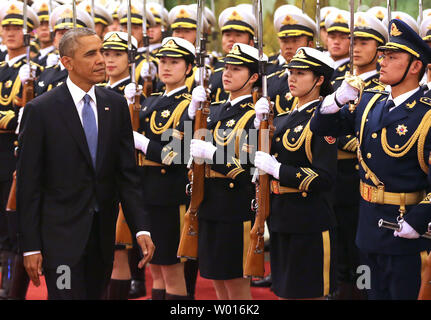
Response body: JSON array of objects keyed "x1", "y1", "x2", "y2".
[
  {"x1": 128, "y1": 279, "x2": 147, "y2": 299},
  {"x1": 251, "y1": 274, "x2": 272, "y2": 288}
]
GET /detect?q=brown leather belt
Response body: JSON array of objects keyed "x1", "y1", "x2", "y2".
[
  {"x1": 359, "y1": 180, "x2": 425, "y2": 206},
  {"x1": 337, "y1": 150, "x2": 357, "y2": 160},
  {"x1": 204, "y1": 165, "x2": 228, "y2": 179},
  {"x1": 270, "y1": 180, "x2": 301, "y2": 195}
]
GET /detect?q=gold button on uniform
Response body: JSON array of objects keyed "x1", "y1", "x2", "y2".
[
  {"x1": 274, "y1": 153, "x2": 278, "y2": 158},
  {"x1": 276, "y1": 137, "x2": 280, "y2": 142},
  {"x1": 161, "y1": 168, "x2": 166, "y2": 174},
  {"x1": 372, "y1": 133, "x2": 377, "y2": 139},
  {"x1": 229, "y1": 183, "x2": 235, "y2": 189},
  {"x1": 355, "y1": 164, "x2": 359, "y2": 171},
  {"x1": 145, "y1": 118, "x2": 149, "y2": 122},
  {"x1": 367, "y1": 153, "x2": 372, "y2": 159},
  {"x1": 302, "y1": 192, "x2": 307, "y2": 198}
]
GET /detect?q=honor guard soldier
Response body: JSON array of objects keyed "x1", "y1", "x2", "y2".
[
  {"x1": 331, "y1": 11, "x2": 388, "y2": 300},
  {"x1": 383, "y1": 11, "x2": 419, "y2": 34},
  {"x1": 267, "y1": 6, "x2": 317, "y2": 114},
  {"x1": 208, "y1": 5, "x2": 256, "y2": 103},
  {"x1": 117, "y1": 0, "x2": 157, "y2": 84},
  {"x1": 319, "y1": 6, "x2": 337, "y2": 51},
  {"x1": 254, "y1": 47, "x2": 338, "y2": 300},
  {"x1": 146, "y1": 2, "x2": 169, "y2": 55},
  {"x1": 325, "y1": 9, "x2": 351, "y2": 89},
  {"x1": 367, "y1": 6, "x2": 387, "y2": 22},
  {"x1": 311, "y1": 19, "x2": 431, "y2": 300},
  {"x1": 31, "y1": 0, "x2": 59, "y2": 67},
  {"x1": 188, "y1": 43, "x2": 265, "y2": 300},
  {"x1": 126, "y1": 37, "x2": 196, "y2": 300},
  {"x1": 106, "y1": 1, "x2": 121, "y2": 33},
  {"x1": 33, "y1": 4, "x2": 94, "y2": 97},
  {"x1": 0, "y1": 0, "x2": 42, "y2": 300},
  {"x1": 78, "y1": 0, "x2": 113, "y2": 39}
]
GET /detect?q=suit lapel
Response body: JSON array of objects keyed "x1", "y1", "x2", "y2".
[{"x1": 56, "y1": 83, "x2": 93, "y2": 169}]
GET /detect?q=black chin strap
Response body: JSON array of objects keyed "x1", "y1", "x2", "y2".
[
  {"x1": 230, "y1": 73, "x2": 255, "y2": 94},
  {"x1": 392, "y1": 55, "x2": 414, "y2": 88},
  {"x1": 303, "y1": 77, "x2": 320, "y2": 97}
]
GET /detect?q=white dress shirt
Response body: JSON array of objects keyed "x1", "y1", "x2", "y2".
[{"x1": 5, "y1": 54, "x2": 26, "y2": 67}]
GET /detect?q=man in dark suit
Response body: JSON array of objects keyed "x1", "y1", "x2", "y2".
[{"x1": 16, "y1": 27, "x2": 154, "y2": 300}]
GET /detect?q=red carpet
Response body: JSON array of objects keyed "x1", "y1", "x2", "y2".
[{"x1": 24, "y1": 262, "x2": 277, "y2": 300}]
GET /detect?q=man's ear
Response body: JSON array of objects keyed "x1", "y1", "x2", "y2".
[
  {"x1": 60, "y1": 56, "x2": 72, "y2": 71},
  {"x1": 410, "y1": 59, "x2": 423, "y2": 76}
]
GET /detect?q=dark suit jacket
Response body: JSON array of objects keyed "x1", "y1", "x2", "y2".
[{"x1": 16, "y1": 83, "x2": 149, "y2": 269}]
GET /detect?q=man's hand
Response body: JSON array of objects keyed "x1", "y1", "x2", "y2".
[
  {"x1": 136, "y1": 234, "x2": 155, "y2": 268},
  {"x1": 23, "y1": 253, "x2": 43, "y2": 287}
]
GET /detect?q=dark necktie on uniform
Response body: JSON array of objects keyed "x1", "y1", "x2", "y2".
[
  {"x1": 383, "y1": 100, "x2": 395, "y2": 113},
  {"x1": 82, "y1": 94, "x2": 98, "y2": 168},
  {"x1": 224, "y1": 102, "x2": 232, "y2": 112}
]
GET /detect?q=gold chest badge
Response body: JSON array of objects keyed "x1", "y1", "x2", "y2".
[
  {"x1": 226, "y1": 119, "x2": 236, "y2": 128},
  {"x1": 396, "y1": 124, "x2": 408, "y2": 136},
  {"x1": 4, "y1": 80, "x2": 12, "y2": 89},
  {"x1": 161, "y1": 110, "x2": 171, "y2": 118}
]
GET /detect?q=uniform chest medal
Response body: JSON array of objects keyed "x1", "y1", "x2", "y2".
[
  {"x1": 161, "y1": 110, "x2": 171, "y2": 118},
  {"x1": 294, "y1": 125, "x2": 303, "y2": 133},
  {"x1": 38, "y1": 81, "x2": 45, "y2": 87},
  {"x1": 396, "y1": 124, "x2": 408, "y2": 136},
  {"x1": 226, "y1": 119, "x2": 236, "y2": 127},
  {"x1": 5, "y1": 80, "x2": 12, "y2": 88}
]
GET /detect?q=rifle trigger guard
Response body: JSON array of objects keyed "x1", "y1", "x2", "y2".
[
  {"x1": 251, "y1": 199, "x2": 258, "y2": 212},
  {"x1": 186, "y1": 183, "x2": 192, "y2": 196}
]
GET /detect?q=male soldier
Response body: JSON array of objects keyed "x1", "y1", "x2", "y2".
[
  {"x1": 267, "y1": 6, "x2": 317, "y2": 114},
  {"x1": 319, "y1": 6, "x2": 337, "y2": 51},
  {"x1": 311, "y1": 19, "x2": 431, "y2": 300},
  {"x1": 332, "y1": 12, "x2": 388, "y2": 300},
  {"x1": 31, "y1": 0, "x2": 59, "y2": 67},
  {"x1": 0, "y1": 0, "x2": 43, "y2": 300},
  {"x1": 419, "y1": 15, "x2": 431, "y2": 89},
  {"x1": 106, "y1": 1, "x2": 121, "y2": 33},
  {"x1": 208, "y1": 5, "x2": 256, "y2": 103},
  {"x1": 78, "y1": 0, "x2": 113, "y2": 39},
  {"x1": 367, "y1": 6, "x2": 387, "y2": 22},
  {"x1": 33, "y1": 4, "x2": 94, "y2": 97},
  {"x1": 147, "y1": 2, "x2": 169, "y2": 55},
  {"x1": 325, "y1": 9, "x2": 351, "y2": 90}
]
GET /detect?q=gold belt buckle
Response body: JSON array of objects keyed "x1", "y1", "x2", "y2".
[
  {"x1": 271, "y1": 181, "x2": 280, "y2": 195},
  {"x1": 362, "y1": 183, "x2": 372, "y2": 202}
]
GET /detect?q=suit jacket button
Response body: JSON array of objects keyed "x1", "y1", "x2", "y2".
[
  {"x1": 161, "y1": 168, "x2": 166, "y2": 174},
  {"x1": 229, "y1": 182, "x2": 234, "y2": 189},
  {"x1": 302, "y1": 192, "x2": 307, "y2": 198}
]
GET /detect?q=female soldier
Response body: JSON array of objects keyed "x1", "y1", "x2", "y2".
[
  {"x1": 253, "y1": 47, "x2": 338, "y2": 300},
  {"x1": 127, "y1": 37, "x2": 196, "y2": 300},
  {"x1": 101, "y1": 31, "x2": 139, "y2": 300},
  {"x1": 188, "y1": 43, "x2": 266, "y2": 300}
]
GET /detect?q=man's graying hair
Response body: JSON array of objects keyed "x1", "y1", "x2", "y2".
[{"x1": 59, "y1": 28, "x2": 97, "y2": 58}]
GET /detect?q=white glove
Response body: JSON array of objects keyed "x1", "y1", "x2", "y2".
[
  {"x1": 18, "y1": 64, "x2": 35, "y2": 84},
  {"x1": 133, "y1": 131, "x2": 150, "y2": 154},
  {"x1": 194, "y1": 68, "x2": 212, "y2": 84},
  {"x1": 188, "y1": 85, "x2": 207, "y2": 120},
  {"x1": 190, "y1": 139, "x2": 217, "y2": 161},
  {"x1": 394, "y1": 220, "x2": 420, "y2": 239},
  {"x1": 335, "y1": 79, "x2": 360, "y2": 106},
  {"x1": 140, "y1": 61, "x2": 157, "y2": 80},
  {"x1": 124, "y1": 83, "x2": 142, "y2": 105},
  {"x1": 254, "y1": 97, "x2": 271, "y2": 129},
  {"x1": 254, "y1": 151, "x2": 281, "y2": 180},
  {"x1": 15, "y1": 107, "x2": 24, "y2": 134},
  {"x1": 46, "y1": 53, "x2": 59, "y2": 67}
]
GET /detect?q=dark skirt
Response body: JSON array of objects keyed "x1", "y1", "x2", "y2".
[
  {"x1": 145, "y1": 203, "x2": 187, "y2": 265},
  {"x1": 198, "y1": 217, "x2": 252, "y2": 280},
  {"x1": 270, "y1": 230, "x2": 337, "y2": 299}
]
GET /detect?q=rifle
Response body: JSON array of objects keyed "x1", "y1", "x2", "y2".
[
  {"x1": 315, "y1": 0, "x2": 323, "y2": 51},
  {"x1": 418, "y1": 0, "x2": 424, "y2": 27},
  {"x1": 244, "y1": 0, "x2": 274, "y2": 279},
  {"x1": 6, "y1": 0, "x2": 35, "y2": 212},
  {"x1": 127, "y1": 0, "x2": 141, "y2": 131},
  {"x1": 177, "y1": 0, "x2": 209, "y2": 260},
  {"x1": 73, "y1": 0, "x2": 77, "y2": 29},
  {"x1": 387, "y1": 0, "x2": 392, "y2": 22},
  {"x1": 142, "y1": 0, "x2": 153, "y2": 97}
]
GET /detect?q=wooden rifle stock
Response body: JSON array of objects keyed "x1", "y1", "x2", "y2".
[
  {"x1": 129, "y1": 93, "x2": 141, "y2": 132},
  {"x1": 6, "y1": 78, "x2": 35, "y2": 212},
  {"x1": 142, "y1": 76, "x2": 153, "y2": 99},
  {"x1": 177, "y1": 98, "x2": 210, "y2": 260},
  {"x1": 244, "y1": 97, "x2": 274, "y2": 278}
]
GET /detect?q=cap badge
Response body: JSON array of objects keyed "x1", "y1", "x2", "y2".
[
  {"x1": 294, "y1": 49, "x2": 307, "y2": 59},
  {"x1": 282, "y1": 15, "x2": 298, "y2": 26},
  {"x1": 228, "y1": 11, "x2": 242, "y2": 21},
  {"x1": 355, "y1": 16, "x2": 369, "y2": 27},
  {"x1": 231, "y1": 45, "x2": 241, "y2": 55},
  {"x1": 7, "y1": 4, "x2": 21, "y2": 15},
  {"x1": 334, "y1": 14, "x2": 347, "y2": 24},
  {"x1": 390, "y1": 23, "x2": 402, "y2": 37},
  {"x1": 376, "y1": 10, "x2": 385, "y2": 20},
  {"x1": 176, "y1": 9, "x2": 190, "y2": 19},
  {"x1": 165, "y1": 39, "x2": 179, "y2": 49},
  {"x1": 40, "y1": 3, "x2": 49, "y2": 12},
  {"x1": 60, "y1": 8, "x2": 73, "y2": 19},
  {"x1": 85, "y1": 5, "x2": 91, "y2": 13},
  {"x1": 106, "y1": 33, "x2": 122, "y2": 42}
]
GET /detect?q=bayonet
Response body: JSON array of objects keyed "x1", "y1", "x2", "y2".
[
  {"x1": 316, "y1": 0, "x2": 322, "y2": 50},
  {"x1": 73, "y1": 0, "x2": 77, "y2": 29}
]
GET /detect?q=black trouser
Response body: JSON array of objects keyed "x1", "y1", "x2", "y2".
[
  {"x1": 44, "y1": 213, "x2": 113, "y2": 300},
  {"x1": 0, "y1": 180, "x2": 12, "y2": 251}
]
